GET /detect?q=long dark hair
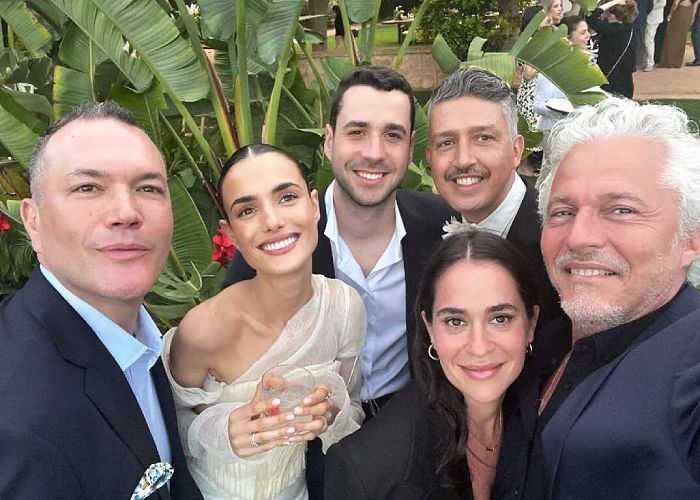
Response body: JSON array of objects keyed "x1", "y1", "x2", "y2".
[{"x1": 413, "y1": 230, "x2": 539, "y2": 493}]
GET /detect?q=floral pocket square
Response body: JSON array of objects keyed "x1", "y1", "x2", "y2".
[{"x1": 130, "y1": 462, "x2": 174, "y2": 500}]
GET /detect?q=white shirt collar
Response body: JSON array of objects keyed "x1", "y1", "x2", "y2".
[
  {"x1": 40, "y1": 265, "x2": 162, "y2": 372},
  {"x1": 475, "y1": 174, "x2": 527, "y2": 237}
]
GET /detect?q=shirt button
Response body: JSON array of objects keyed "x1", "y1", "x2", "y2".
[{"x1": 514, "y1": 488, "x2": 520, "y2": 496}]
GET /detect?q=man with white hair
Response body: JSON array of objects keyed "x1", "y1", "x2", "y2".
[{"x1": 497, "y1": 97, "x2": 700, "y2": 499}]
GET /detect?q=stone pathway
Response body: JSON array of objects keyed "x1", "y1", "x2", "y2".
[{"x1": 634, "y1": 44, "x2": 700, "y2": 100}]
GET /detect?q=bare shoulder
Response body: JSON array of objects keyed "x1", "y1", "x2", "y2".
[{"x1": 175, "y1": 283, "x2": 245, "y2": 354}]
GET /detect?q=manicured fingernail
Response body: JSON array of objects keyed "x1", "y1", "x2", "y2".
[
  {"x1": 286, "y1": 413, "x2": 295, "y2": 421},
  {"x1": 286, "y1": 426, "x2": 295, "y2": 434},
  {"x1": 303, "y1": 397, "x2": 312, "y2": 405},
  {"x1": 272, "y1": 398, "x2": 281, "y2": 406},
  {"x1": 293, "y1": 406, "x2": 303, "y2": 415}
]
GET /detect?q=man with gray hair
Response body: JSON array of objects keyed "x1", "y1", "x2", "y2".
[
  {"x1": 0, "y1": 101, "x2": 202, "y2": 499},
  {"x1": 499, "y1": 97, "x2": 700, "y2": 499},
  {"x1": 427, "y1": 67, "x2": 561, "y2": 330}
]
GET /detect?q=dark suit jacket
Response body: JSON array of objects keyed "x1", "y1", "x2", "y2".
[
  {"x1": 223, "y1": 189, "x2": 457, "y2": 367},
  {"x1": 540, "y1": 286, "x2": 700, "y2": 499},
  {"x1": 506, "y1": 183, "x2": 561, "y2": 335},
  {"x1": 0, "y1": 270, "x2": 202, "y2": 500},
  {"x1": 324, "y1": 383, "x2": 468, "y2": 500}
]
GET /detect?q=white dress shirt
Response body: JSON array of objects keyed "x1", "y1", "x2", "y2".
[
  {"x1": 324, "y1": 183, "x2": 411, "y2": 401},
  {"x1": 474, "y1": 173, "x2": 527, "y2": 237}
]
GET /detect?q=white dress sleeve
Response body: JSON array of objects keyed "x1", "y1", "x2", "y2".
[{"x1": 315, "y1": 284, "x2": 367, "y2": 451}]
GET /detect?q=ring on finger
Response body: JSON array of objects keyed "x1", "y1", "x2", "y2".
[
  {"x1": 250, "y1": 432, "x2": 260, "y2": 447},
  {"x1": 319, "y1": 415, "x2": 329, "y2": 433}
]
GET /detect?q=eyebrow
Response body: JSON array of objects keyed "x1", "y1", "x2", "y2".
[
  {"x1": 343, "y1": 120, "x2": 407, "y2": 135},
  {"x1": 228, "y1": 181, "x2": 304, "y2": 213},
  {"x1": 431, "y1": 124, "x2": 500, "y2": 138},
  {"x1": 66, "y1": 168, "x2": 166, "y2": 183},
  {"x1": 548, "y1": 191, "x2": 650, "y2": 209},
  {"x1": 435, "y1": 303, "x2": 517, "y2": 316}
]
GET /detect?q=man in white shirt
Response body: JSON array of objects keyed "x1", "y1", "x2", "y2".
[
  {"x1": 0, "y1": 102, "x2": 202, "y2": 499},
  {"x1": 427, "y1": 68, "x2": 562, "y2": 331}
]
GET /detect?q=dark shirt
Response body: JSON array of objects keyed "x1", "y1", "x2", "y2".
[{"x1": 498, "y1": 286, "x2": 685, "y2": 500}]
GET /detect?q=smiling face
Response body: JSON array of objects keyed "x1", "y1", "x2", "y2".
[
  {"x1": 21, "y1": 118, "x2": 173, "y2": 325},
  {"x1": 541, "y1": 136, "x2": 700, "y2": 337},
  {"x1": 568, "y1": 20, "x2": 591, "y2": 50},
  {"x1": 427, "y1": 96, "x2": 524, "y2": 223},
  {"x1": 324, "y1": 85, "x2": 413, "y2": 208},
  {"x1": 220, "y1": 151, "x2": 320, "y2": 277},
  {"x1": 422, "y1": 260, "x2": 537, "y2": 407}
]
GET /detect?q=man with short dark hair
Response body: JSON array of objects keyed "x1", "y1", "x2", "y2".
[
  {"x1": 500, "y1": 97, "x2": 700, "y2": 499},
  {"x1": 0, "y1": 102, "x2": 202, "y2": 499},
  {"x1": 427, "y1": 67, "x2": 561, "y2": 331}
]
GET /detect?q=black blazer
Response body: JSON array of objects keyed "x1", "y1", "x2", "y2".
[
  {"x1": 506, "y1": 183, "x2": 561, "y2": 334},
  {"x1": 324, "y1": 382, "x2": 468, "y2": 500},
  {"x1": 0, "y1": 270, "x2": 202, "y2": 500},
  {"x1": 540, "y1": 287, "x2": 700, "y2": 499},
  {"x1": 223, "y1": 189, "x2": 457, "y2": 366}
]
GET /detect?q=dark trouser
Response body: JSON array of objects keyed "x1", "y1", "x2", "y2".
[{"x1": 692, "y1": 5, "x2": 700, "y2": 62}]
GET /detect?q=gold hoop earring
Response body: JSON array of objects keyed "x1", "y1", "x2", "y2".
[
  {"x1": 428, "y1": 344, "x2": 439, "y2": 361},
  {"x1": 526, "y1": 343, "x2": 533, "y2": 357}
]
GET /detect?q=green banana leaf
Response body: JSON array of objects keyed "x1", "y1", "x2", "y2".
[
  {"x1": 0, "y1": 1, "x2": 53, "y2": 58},
  {"x1": 49, "y1": 0, "x2": 209, "y2": 102},
  {"x1": 110, "y1": 84, "x2": 167, "y2": 148},
  {"x1": 0, "y1": 88, "x2": 45, "y2": 169},
  {"x1": 514, "y1": 26, "x2": 606, "y2": 106},
  {"x1": 52, "y1": 65, "x2": 94, "y2": 117},
  {"x1": 320, "y1": 57, "x2": 355, "y2": 91},
  {"x1": 432, "y1": 34, "x2": 461, "y2": 74},
  {"x1": 57, "y1": 22, "x2": 107, "y2": 73},
  {"x1": 257, "y1": 0, "x2": 305, "y2": 65},
  {"x1": 345, "y1": 0, "x2": 377, "y2": 23},
  {"x1": 168, "y1": 175, "x2": 211, "y2": 273},
  {"x1": 0, "y1": 161, "x2": 30, "y2": 198}
]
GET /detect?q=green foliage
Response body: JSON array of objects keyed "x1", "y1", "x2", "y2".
[{"x1": 418, "y1": 0, "x2": 517, "y2": 57}]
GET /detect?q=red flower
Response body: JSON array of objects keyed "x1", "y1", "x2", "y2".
[
  {"x1": 0, "y1": 214, "x2": 11, "y2": 234},
  {"x1": 212, "y1": 229, "x2": 235, "y2": 266}
]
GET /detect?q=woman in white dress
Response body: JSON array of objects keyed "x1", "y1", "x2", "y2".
[{"x1": 162, "y1": 144, "x2": 366, "y2": 500}]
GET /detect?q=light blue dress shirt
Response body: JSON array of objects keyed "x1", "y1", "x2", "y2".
[
  {"x1": 324, "y1": 183, "x2": 411, "y2": 401},
  {"x1": 40, "y1": 265, "x2": 172, "y2": 464}
]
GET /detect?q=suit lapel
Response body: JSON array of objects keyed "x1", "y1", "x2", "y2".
[
  {"x1": 24, "y1": 271, "x2": 162, "y2": 484},
  {"x1": 506, "y1": 183, "x2": 541, "y2": 255},
  {"x1": 312, "y1": 191, "x2": 336, "y2": 277}
]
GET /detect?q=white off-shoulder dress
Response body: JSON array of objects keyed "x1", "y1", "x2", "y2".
[{"x1": 162, "y1": 275, "x2": 367, "y2": 500}]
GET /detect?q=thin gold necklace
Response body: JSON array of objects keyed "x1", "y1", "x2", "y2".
[
  {"x1": 467, "y1": 443, "x2": 498, "y2": 469},
  {"x1": 538, "y1": 351, "x2": 572, "y2": 416},
  {"x1": 468, "y1": 409, "x2": 503, "y2": 452}
]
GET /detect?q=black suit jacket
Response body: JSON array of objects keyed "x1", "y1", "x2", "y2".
[
  {"x1": 324, "y1": 382, "x2": 468, "y2": 500},
  {"x1": 498, "y1": 286, "x2": 700, "y2": 499},
  {"x1": 540, "y1": 287, "x2": 700, "y2": 499},
  {"x1": 0, "y1": 270, "x2": 202, "y2": 500},
  {"x1": 224, "y1": 189, "x2": 457, "y2": 366},
  {"x1": 505, "y1": 183, "x2": 561, "y2": 334}
]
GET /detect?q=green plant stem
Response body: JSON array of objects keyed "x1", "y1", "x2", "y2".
[
  {"x1": 297, "y1": 27, "x2": 331, "y2": 110},
  {"x1": 235, "y1": 1, "x2": 253, "y2": 146},
  {"x1": 392, "y1": 0, "x2": 431, "y2": 71},
  {"x1": 263, "y1": 47, "x2": 294, "y2": 144},
  {"x1": 173, "y1": 0, "x2": 237, "y2": 157},
  {"x1": 364, "y1": 0, "x2": 381, "y2": 62},
  {"x1": 337, "y1": 0, "x2": 354, "y2": 63},
  {"x1": 281, "y1": 86, "x2": 314, "y2": 124}
]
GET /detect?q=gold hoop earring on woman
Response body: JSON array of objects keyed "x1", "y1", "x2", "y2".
[{"x1": 428, "y1": 344, "x2": 439, "y2": 361}]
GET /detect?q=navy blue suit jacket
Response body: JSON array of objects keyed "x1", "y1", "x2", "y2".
[
  {"x1": 540, "y1": 286, "x2": 700, "y2": 499},
  {"x1": 0, "y1": 270, "x2": 202, "y2": 500}
]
